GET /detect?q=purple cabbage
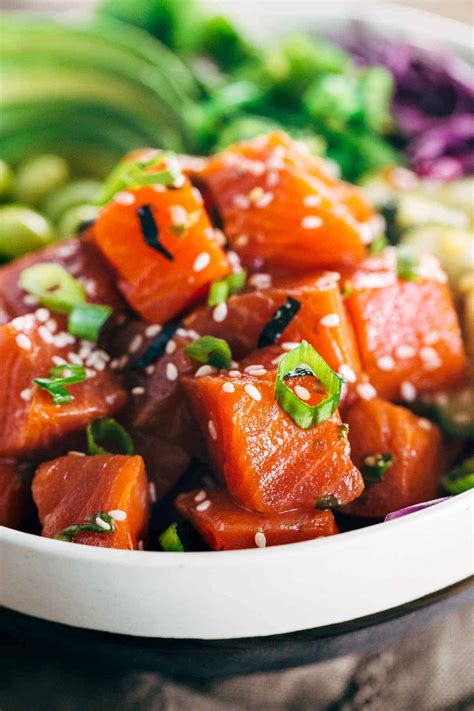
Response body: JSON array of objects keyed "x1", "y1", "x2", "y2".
[
  {"x1": 340, "y1": 26, "x2": 474, "y2": 178},
  {"x1": 385, "y1": 496, "x2": 451, "y2": 521}
]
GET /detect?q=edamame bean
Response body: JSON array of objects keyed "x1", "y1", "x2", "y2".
[
  {"x1": 43, "y1": 180, "x2": 102, "y2": 222},
  {"x1": 57, "y1": 204, "x2": 98, "y2": 237},
  {"x1": 0, "y1": 204, "x2": 55, "y2": 259},
  {"x1": 15, "y1": 154, "x2": 70, "y2": 206},
  {"x1": 0, "y1": 160, "x2": 15, "y2": 201}
]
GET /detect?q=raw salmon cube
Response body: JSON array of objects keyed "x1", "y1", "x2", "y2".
[
  {"x1": 199, "y1": 131, "x2": 376, "y2": 271},
  {"x1": 176, "y1": 488, "x2": 339, "y2": 550},
  {"x1": 183, "y1": 367, "x2": 364, "y2": 513},
  {"x1": 0, "y1": 315, "x2": 126, "y2": 457},
  {"x1": 93, "y1": 177, "x2": 230, "y2": 323},
  {"x1": 344, "y1": 251, "x2": 468, "y2": 401},
  {"x1": 343, "y1": 397, "x2": 442, "y2": 518},
  {"x1": 33, "y1": 454, "x2": 149, "y2": 549},
  {"x1": 0, "y1": 459, "x2": 33, "y2": 529}
]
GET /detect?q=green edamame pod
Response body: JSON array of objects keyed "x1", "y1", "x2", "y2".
[
  {"x1": 15, "y1": 154, "x2": 70, "y2": 206},
  {"x1": 42, "y1": 180, "x2": 102, "y2": 222},
  {"x1": 0, "y1": 159, "x2": 15, "y2": 201},
  {"x1": 0, "y1": 204, "x2": 55, "y2": 259},
  {"x1": 57, "y1": 204, "x2": 98, "y2": 237}
]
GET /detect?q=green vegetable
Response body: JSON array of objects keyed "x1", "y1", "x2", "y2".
[
  {"x1": 0, "y1": 159, "x2": 15, "y2": 201},
  {"x1": 397, "y1": 246, "x2": 420, "y2": 281},
  {"x1": 304, "y1": 74, "x2": 362, "y2": 130},
  {"x1": 15, "y1": 154, "x2": 70, "y2": 206},
  {"x1": 185, "y1": 335, "x2": 233, "y2": 370},
  {"x1": 208, "y1": 269, "x2": 247, "y2": 306},
  {"x1": 57, "y1": 204, "x2": 98, "y2": 237},
  {"x1": 441, "y1": 456, "x2": 474, "y2": 495},
  {"x1": 68, "y1": 303, "x2": 112, "y2": 342},
  {"x1": 199, "y1": 15, "x2": 255, "y2": 71},
  {"x1": 159, "y1": 522, "x2": 185, "y2": 552},
  {"x1": 55, "y1": 511, "x2": 115, "y2": 542},
  {"x1": 87, "y1": 417, "x2": 135, "y2": 456},
  {"x1": 215, "y1": 115, "x2": 281, "y2": 150},
  {"x1": 359, "y1": 66, "x2": 394, "y2": 134},
  {"x1": 369, "y1": 234, "x2": 389, "y2": 255},
  {"x1": 315, "y1": 495, "x2": 339, "y2": 510},
  {"x1": 43, "y1": 180, "x2": 102, "y2": 222},
  {"x1": 19, "y1": 263, "x2": 86, "y2": 313},
  {"x1": 274, "y1": 340, "x2": 342, "y2": 430},
  {"x1": 98, "y1": 152, "x2": 182, "y2": 205},
  {"x1": 33, "y1": 364, "x2": 87, "y2": 405},
  {"x1": 361, "y1": 453, "x2": 394, "y2": 485},
  {"x1": 0, "y1": 205, "x2": 54, "y2": 259}
]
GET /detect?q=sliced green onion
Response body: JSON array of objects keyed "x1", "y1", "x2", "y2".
[
  {"x1": 98, "y1": 152, "x2": 183, "y2": 205},
  {"x1": 185, "y1": 335, "x2": 232, "y2": 369},
  {"x1": 208, "y1": 269, "x2": 247, "y2": 307},
  {"x1": 87, "y1": 418, "x2": 135, "y2": 456},
  {"x1": 274, "y1": 341, "x2": 342, "y2": 429},
  {"x1": 341, "y1": 282, "x2": 353, "y2": 300},
  {"x1": 33, "y1": 364, "x2": 87, "y2": 405},
  {"x1": 55, "y1": 511, "x2": 115, "y2": 542},
  {"x1": 441, "y1": 456, "x2": 474, "y2": 495},
  {"x1": 68, "y1": 304, "x2": 112, "y2": 342},
  {"x1": 397, "y1": 247, "x2": 419, "y2": 281},
  {"x1": 19, "y1": 263, "x2": 86, "y2": 313},
  {"x1": 159, "y1": 522, "x2": 185, "y2": 552},
  {"x1": 369, "y1": 234, "x2": 388, "y2": 255},
  {"x1": 361, "y1": 453, "x2": 394, "y2": 485}
]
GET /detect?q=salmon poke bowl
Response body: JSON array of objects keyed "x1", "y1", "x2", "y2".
[{"x1": 0, "y1": 1, "x2": 472, "y2": 641}]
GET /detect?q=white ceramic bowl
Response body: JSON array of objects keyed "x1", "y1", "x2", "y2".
[{"x1": 1, "y1": 1, "x2": 473, "y2": 641}]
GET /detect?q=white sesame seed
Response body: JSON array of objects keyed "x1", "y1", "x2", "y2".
[
  {"x1": 23, "y1": 294, "x2": 39, "y2": 306},
  {"x1": 267, "y1": 171, "x2": 279, "y2": 187},
  {"x1": 248, "y1": 186, "x2": 265, "y2": 203},
  {"x1": 249, "y1": 273, "x2": 272, "y2": 290},
  {"x1": 68, "y1": 352, "x2": 84, "y2": 366},
  {"x1": 255, "y1": 191, "x2": 273, "y2": 209},
  {"x1": 114, "y1": 191, "x2": 135, "y2": 205},
  {"x1": 235, "y1": 234, "x2": 249, "y2": 247},
  {"x1": 191, "y1": 186, "x2": 203, "y2": 204},
  {"x1": 245, "y1": 383, "x2": 261, "y2": 402},
  {"x1": 377, "y1": 355, "x2": 396, "y2": 371},
  {"x1": 38, "y1": 325, "x2": 55, "y2": 344},
  {"x1": 356, "y1": 382, "x2": 377, "y2": 400},
  {"x1": 212, "y1": 302, "x2": 228, "y2": 323},
  {"x1": 420, "y1": 347, "x2": 442, "y2": 369},
  {"x1": 271, "y1": 353, "x2": 285, "y2": 365},
  {"x1": 395, "y1": 345, "x2": 416, "y2": 359},
  {"x1": 193, "y1": 252, "x2": 211, "y2": 273},
  {"x1": 20, "y1": 388, "x2": 32, "y2": 402},
  {"x1": 194, "y1": 490, "x2": 207, "y2": 503},
  {"x1": 233, "y1": 194, "x2": 250, "y2": 210},
  {"x1": 419, "y1": 418, "x2": 433, "y2": 431},
  {"x1": 86, "y1": 368, "x2": 96, "y2": 378},
  {"x1": 244, "y1": 364, "x2": 264, "y2": 373},
  {"x1": 222, "y1": 382, "x2": 235, "y2": 393},
  {"x1": 165, "y1": 339, "x2": 177, "y2": 355},
  {"x1": 229, "y1": 370, "x2": 242, "y2": 378},
  {"x1": 54, "y1": 332, "x2": 76, "y2": 348},
  {"x1": 338, "y1": 364, "x2": 357, "y2": 383},
  {"x1": 145, "y1": 365, "x2": 155, "y2": 376},
  {"x1": 195, "y1": 365, "x2": 215, "y2": 378},
  {"x1": 68, "y1": 451, "x2": 86, "y2": 457},
  {"x1": 131, "y1": 386, "x2": 145, "y2": 395},
  {"x1": 148, "y1": 482, "x2": 157, "y2": 503},
  {"x1": 255, "y1": 531, "x2": 267, "y2": 548},
  {"x1": 46, "y1": 319, "x2": 58, "y2": 333},
  {"x1": 453, "y1": 412, "x2": 471, "y2": 424},
  {"x1": 400, "y1": 381, "x2": 417, "y2": 402},
  {"x1": 208, "y1": 419, "x2": 218, "y2": 440},
  {"x1": 301, "y1": 215, "x2": 323, "y2": 230},
  {"x1": 303, "y1": 194, "x2": 322, "y2": 207},
  {"x1": 35, "y1": 308, "x2": 50, "y2": 323},
  {"x1": 196, "y1": 499, "x2": 211, "y2": 512},
  {"x1": 95, "y1": 516, "x2": 111, "y2": 531},
  {"x1": 281, "y1": 342, "x2": 300, "y2": 351},
  {"x1": 16, "y1": 333, "x2": 31, "y2": 350},
  {"x1": 128, "y1": 334, "x2": 143, "y2": 354},
  {"x1": 424, "y1": 331, "x2": 439, "y2": 346},
  {"x1": 108, "y1": 509, "x2": 127, "y2": 521},
  {"x1": 166, "y1": 362, "x2": 178, "y2": 381},
  {"x1": 320, "y1": 313, "x2": 340, "y2": 328},
  {"x1": 295, "y1": 385, "x2": 311, "y2": 401},
  {"x1": 145, "y1": 324, "x2": 162, "y2": 338},
  {"x1": 52, "y1": 355, "x2": 67, "y2": 366}
]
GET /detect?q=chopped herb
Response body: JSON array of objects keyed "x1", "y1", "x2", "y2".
[
  {"x1": 55, "y1": 511, "x2": 115, "y2": 542},
  {"x1": 362, "y1": 453, "x2": 394, "y2": 485},
  {"x1": 208, "y1": 269, "x2": 247, "y2": 307},
  {"x1": 369, "y1": 234, "x2": 388, "y2": 254},
  {"x1": 274, "y1": 340, "x2": 342, "y2": 429},
  {"x1": 87, "y1": 418, "x2": 135, "y2": 456},
  {"x1": 315, "y1": 495, "x2": 339, "y2": 509},
  {"x1": 397, "y1": 247, "x2": 419, "y2": 281},
  {"x1": 185, "y1": 335, "x2": 232, "y2": 369},
  {"x1": 137, "y1": 204, "x2": 173, "y2": 261},
  {"x1": 68, "y1": 303, "x2": 112, "y2": 342},
  {"x1": 338, "y1": 423, "x2": 349, "y2": 439},
  {"x1": 441, "y1": 456, "x2": 474, "y2": 495},
  {"x1": 341, "y1": 282, "x2": 353, "y2": 299},
  {"x1": 98, "y1": 152, "x2": 183, "y2": 205},
  {"x1": 20, "y1": 263, "x2": 86, "y2": 314},
  {"x1": 159, "y1": 522, "x2": 185, "y2": 552},
  {"x1": 283, "y1": 366, "x2": 314, "y2": 381},
  {"x1": 131, "y1": 323, "x2": 180, "y2": 370},
  {"x1": 258, "y1": 297, "x2": 301, "y2": 348},
  {"x1": 33, "y1": 364, "x2": 87, "y2": 405}
]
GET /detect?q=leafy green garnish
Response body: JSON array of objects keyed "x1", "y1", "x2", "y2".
[
  {"x1": 362, "y1": 453, "x2": 394, "y2": 485},
  {"x1": 185, "y1": 335, "x2": 232, "y2": 369},
  {"x1": 55, "y1": 511, "x2": 115, "y2": 542},
  {"x1": 33, "y1": 364, "x2": 87, "y2": 405}
]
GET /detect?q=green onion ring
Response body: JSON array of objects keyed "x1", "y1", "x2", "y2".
[
  {"x1": 87, "y1": 418, "x2": 135, "y2": 456},
  {"x1": 185, "y1": 335, "x2": 232, "y2": 370},
  {"x1": 20, "y1": 263, "x2": 86, "y2": 313},
  {"x1": 68, "y1": 303, "x2": 112, "y2": 342}
]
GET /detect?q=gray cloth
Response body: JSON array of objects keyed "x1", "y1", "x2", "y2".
[{"x1": 1, "y1": 604, "x2": 473, "y2": 711}]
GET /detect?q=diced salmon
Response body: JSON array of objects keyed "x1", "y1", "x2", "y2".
[
  {"x1": 343, "y1": 251, "x2": 468, "y2": 401},
  {"x1": 132, "y1": 431, "x2": 191, "y2": 502},
  {"x1": 184, "y1": 272, "x2": 361, "y2": 381},
  {"x1": 33, "y1": 454, "x2": 149, "y2": 549},
  {"x1": 198, "y1": 131, "x2": 375, "y2": 272},
  {"x1": 183, "y1": 367, "x2": 363, "y2": 513},
  {"x1": 93, "y1": 179, "x2": 230, "y2": 324},
  {"x1": 176, "y1": 488, "x2": 339, "y2": 550},
  {"x1": 342, "y1": 398, "x2": 443, "y2": 518},
  {"x1": 0, "y1": 459, "x2": 33, "y2": 529},
  {"x1": 0, "y1": 316, "x2": 126, "y2": 458},
  {"x1": 0, "y1": 236, "x2": 124, "y2": 324}
]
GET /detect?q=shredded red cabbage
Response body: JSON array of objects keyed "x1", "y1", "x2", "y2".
[
  {"x1": 339, "y1": 27, "x2": 474, "y2": 178},
  {"x1": 385, "y1": 496, "x2": 451, "y2": 521}
]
